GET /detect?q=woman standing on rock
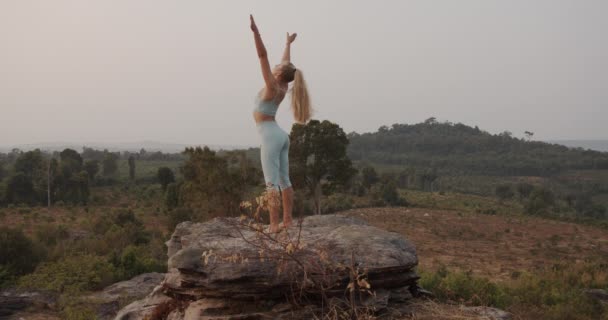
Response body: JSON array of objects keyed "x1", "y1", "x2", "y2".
[{"x1": 250, "y1": 14, "x2": 312, "y2": 233}]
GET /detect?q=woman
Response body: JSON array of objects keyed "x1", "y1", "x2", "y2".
[{"x1": 250, "y1": 15, "x2": 312, "y2": 233}]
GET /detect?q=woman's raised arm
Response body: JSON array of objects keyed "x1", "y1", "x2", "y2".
[
  {"x1": 250, "y1": 15, "x2": 276, "y2": 97},
  {"x1": 282, "y1": 32, "x2": 297, "y2": 63}
]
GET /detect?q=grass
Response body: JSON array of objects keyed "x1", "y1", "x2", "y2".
[
  {"x1": 400, "y1": 189, "x2": 524, "y2": 217},
  {"x1": 417, "y1": 260, "x2": 608, "y2": 320}
]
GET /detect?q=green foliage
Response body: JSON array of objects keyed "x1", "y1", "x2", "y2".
[
  {"x1": 14, "y1": 149, "x2": 46, "y2": 179},
  {"x1": 179, "y1": 146, "x2": 249, "y2": 215},
  {"x1": 0, "y1": 265, "x2": 11, "y2": 288},
  {"x1": 157, "y1": 167, "x2": 175, "y2": 190},
  {"x1": 418, "y1": 261, "x2": 608, "y2": 319},
  {"x1": 290, "y1": 120, "x2": 357, "y2": 214},
  {"x1": 573, "y1": 193, "x2": 607, "y2": 219},
  {"x1": 419, "y1": 264, "x2": 509, "y2": 307},
  {"x1": 89, "y1": 209, "x2": 151, "y2": 253},
  {"x1": 0, "y1": 227, "x2": 45, "y2": 286},
  {"x1": 84, "y1": 160, "x2": 99, "y2": 181},
  {"x1": 525, "y1": 187, "x2": 556, "y2": 215},
  {"x1": 495, "y1": 184, "x2": 515, "y2": 201},
  {"x1": 4, "y1": 148, "x2": 92, "y2": 205},
  {"x1": 348, "y1": 121, "x2": 608, "y2": 176},
  {"x1": 380, "y1": 180, "x2": 405, "y2": 206},
  {"x1": 59, "y1": 149, "x2": 83, "y2": 173},
  {"x1": 361, "y1": 166, "x2": 379, "y2": 189},
  {"x1": 114, "y1": 208, "x2": 142, "y2": 227},
  {"x1": 516, "y1": 182, "x2": 534, "y2": 199},
  {"x1": 60, "y1": 303, "x2": 97, "y2": 320},
  {"x1": 165, "y1": 182, "x2": 179, "y2": 209},
  {"x1": 0, "y1": 159, "x2": 5, "y2": 181},
  {"x1": 102, "y1": 151, "x2": 119, "y2": 177},
  {"x1": 404, "y1": 189, "x2": 523, "y2": 216},
  {"x1": 5, "y1": 149, "x2": 47, "y2": 205},
  {"x1": 321, "y1": 193, "x2": 354, "y2": 214},
  {"x1": 110, "y1": 245, "x2": 165, "y2": 280},
  {"x1": 128, "y1": 156, "x2": 136, "y2": 180},
  {"x1": 54, "y1": 170, "x2": 89, "y2": 205},
  {"x1": 5, "y1": 171, "x2": 36, "y2": 204},
  {"x1": 167, "y1": 207, "x2": 194, "y2": 230},
  {"x1": 35, "y1": 224, "x2": 70, "y2": 246},
  {"x1": 19, "y1": 254, "x2": 116, "y2": 293}
]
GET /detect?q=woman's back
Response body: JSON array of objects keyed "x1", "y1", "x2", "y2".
[{"x1": 253, "y1": 87, "x2": 286, "y2": 120}]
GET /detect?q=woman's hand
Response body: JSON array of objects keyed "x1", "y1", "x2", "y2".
[
  {"x1": 287, "y1": 32, "x2": 297, "y2": 44},
  {"x1": 250, "y1": 14, "x2": 259, "y2": 33}
]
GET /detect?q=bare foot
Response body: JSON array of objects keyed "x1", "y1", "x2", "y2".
[
  {"x1": 267, "y1": 225, "x2": 281, "y2": 234},
  {"x1": 278, "y1": 221, "x2": 293, "y2": 231}
]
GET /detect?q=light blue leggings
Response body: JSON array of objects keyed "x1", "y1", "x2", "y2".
[{"x1": 256, "y1": 121, "x2": 292, "y2": 191}]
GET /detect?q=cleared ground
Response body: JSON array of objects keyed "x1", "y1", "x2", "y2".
[{"x1": 342, "y1": 207, "x2": 607, "y2": 283}]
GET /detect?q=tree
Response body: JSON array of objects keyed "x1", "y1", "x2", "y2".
[
  {"x1": 84, "y1": 160, "x2": 100, "y2": 181},
  {"x1": 361, "y1": 166, "x2": 379, "y2": 189},
  {"x1": 59, "y1": 149, "x2": 83, "y2": 174},
  {"x1": 52, "y1": 149, "x2": 89, "y2": 204},
  {"x1": 524, "y1": 131, "x2": 534, "y2": 141},
  {"x1": 157, "y1": 167, "x2": 175, "y2": 191},
  {"x1": 0, "y1": 160, "x2": 5, "y2": 181},
  {"x1": 179, "y1": 146, "x2": 247, "y2": 215},
  {"x1": 5, "y1": 172, "x2": 35, "y2": 204},
  {"x1": 516, "y1": 182, "x2": 534, "y2": 200},
  {"x1": 13, "y1": 149, "x2": 47, "y2": 203},
  {"x1": 525, "y1": 188, "x2": 555, "y2": 215},
  {"x1": 424, "y1": 117, "x2": 438, "y2": 125},
  {"x1": 495, "y1": 184, "x2": 515, "y2": 201},
  {"x1": 0, "y1": 227, "x2": 44, "y2": 286},
  {"x1": 102, "y1": 152, "x2": 119, "y2": 177},
  {"x1": 128, "y1": 156, "x2": 136, "y2": 180},
  {"x1": 290, "y1": 120, "x2": 357, "y2": 215},
  {"x1": 381, "y1": 180, "x2": 401, "y2": 206},
  {"x1": 165, "y1": 182, "x2": 179, "y2": 209}
]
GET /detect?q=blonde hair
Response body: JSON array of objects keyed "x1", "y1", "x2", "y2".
[
  {"x1": 279, "y1": 63, "x2": 312, "y2": 124},
  {"x1": 291, "y1": 69, "x2": 312, "y2": 124}
]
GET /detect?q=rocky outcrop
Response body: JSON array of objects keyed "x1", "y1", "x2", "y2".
[
  {"x1": 85, "y1": 272, "x2": 165, "y2": 320},
  {"x1": 459, "y1": 306, "x2": 513, "y2": 320},
  {"x1": 0, "y1": 290, "x2": 57, "y2": 319},
  {"x1": 115, "y1": 214, "x2": 422, "y2": 319}
]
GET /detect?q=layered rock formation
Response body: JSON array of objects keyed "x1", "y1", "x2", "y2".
[{"x1": 115, "y1": 214, "x2": 422, "y2": 319}]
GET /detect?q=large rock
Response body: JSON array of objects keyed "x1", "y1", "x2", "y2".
[
  {"x1": 115, "y1": 214, "x2": 421, "y2": 319},
  {"x1": 85, "y1": 272, "x2": 165, "y2": 320},
  {"x1": 0, "y1": 289, "x2": 57, "y2": 319}
]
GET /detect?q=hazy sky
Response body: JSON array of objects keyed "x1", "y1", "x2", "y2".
[{"x1": 1, "y1": 0, "x2": 607, "y2": 148}]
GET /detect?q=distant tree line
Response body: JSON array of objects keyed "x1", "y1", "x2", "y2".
[
  {"x1": 81, "y1": 147, "x2": 184, "y2": 162},
  {"x1": 0, "y1": 147, "x2": 157, "y2": 205},
  {"x1": 494, "y1": 182, "x2": 607, "y2": 220},
  {"x1": 347, "y1": 119, "x2": 608, "y2": 176}
]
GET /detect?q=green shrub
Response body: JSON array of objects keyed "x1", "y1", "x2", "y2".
[
  {"x1": 19, "y1": 254, "x2": 116, "y2": 293},
  {"x1": 167, "y1": 207, "x2": 194, "y2": 230},
  {"x1": 56, "y1": 290, "x2": 100, "y2": 320},
  {"x1": 165, "y1": 182, "x2": 179, "y2": 209},
  {"x1": 418, "y1": 261, "x2": 608, "y2": 320},
  {"x1": 0, "y1": 227, "x2": 45, "y2": 286},
  {"x1": 35, "y1": 224, "x2": 70, "y2": 246},
  {"x1": 495, "y1": 184, "x2": 515, "y2": 201},
  {"x1": 419, "y1": 264, "x2": 509, "y2": 307},
  {"x1": 321, "y1": 193, "x2": 354, "y2": 214},
  {"x1": 111, "y1": 245, "x2": 165, "y2": 280},
  {"x1": 525, "y1": 187, "x2": 555, "y2": 215}
]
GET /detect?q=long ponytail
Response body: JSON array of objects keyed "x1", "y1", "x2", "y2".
[{"x1": 291, "y1": 69, "x2": 312, "y2": 124}]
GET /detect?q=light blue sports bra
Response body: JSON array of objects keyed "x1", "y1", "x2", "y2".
[{"x1": 253, "y1": 95, "x2": 280, "y2": 117}]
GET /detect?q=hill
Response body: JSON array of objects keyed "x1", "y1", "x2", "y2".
[
  {"x1": 347, "y1": 118, "x2": 608, "y2": 176},
  {"x1": 549, "y1": 140, "x2": 608, "y2": 152}
]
